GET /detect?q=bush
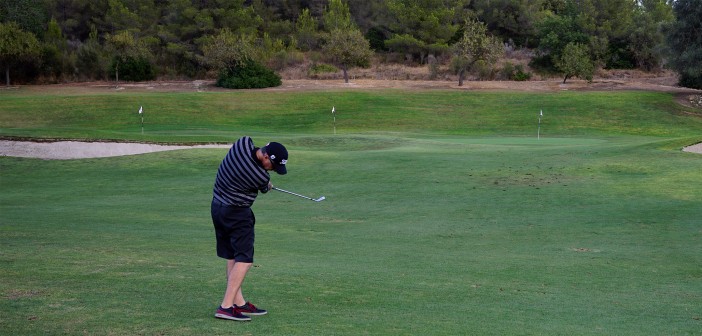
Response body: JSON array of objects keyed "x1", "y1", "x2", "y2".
[
  {"x1": 512, "y1": 64, "x2": 532, "y2": 81},
  {"x1": 679, "y1": 73, "x2": 702, "y2": 90},
  {"x1": 76, "y1": 41, "x2": 106, "y2": 80},
  {"x1": 308, "y1": 63, "x2": 338, "y2": 77},
  {"x1": 39, "y1": 44, "x2": 66, "y2": 83},
  {"x1": 528, "y1": 54, "x2": 558, "y2": 75},
  {"x1": 500, "y1": 62, "x2": 516, "y2": 80},
  {"x1": 428, "y1": 54, "x2": 439, "y2": 80},
  {"x1": 268, "y1": 50, "x2": 305, "y2": 70},
  {"x1": 111, "y1": 56, "x2": 155, "y2": 81},
  {"x1": 473, "y1": 60, "x2": 496, "y2": 80},
  {"x1": 365, "y1": 26, "x2": 388, "y2": 52},
  {"x1": 217, "y1": 60, "x2": 282, "y2": 89}
]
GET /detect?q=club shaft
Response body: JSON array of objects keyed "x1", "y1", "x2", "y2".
[{"x1": 272, "y1": 187, "x2": 316, "y2": 201}]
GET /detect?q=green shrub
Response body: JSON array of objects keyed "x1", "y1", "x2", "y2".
[
  {"x1": 216, "y1": 59, "x2": 282, "y2": 89},
  {"x1": 428, "y1": 62, "x2": 439, "y2": 80},
  {"x1": 269, "y1": 50, "x2": 305, "y2": 70},
  {"x1": 500, "y1": 62, "x2": 516, "y2": 80},
  {"x1": 679, "y1": 73, "x2": 702, "y2": 90},
  {"x1": 473, "y1": 60, "x2": 496, "y2": 80},
  {"x1": 111, "y1": 56, "x2": 155, "y2": 81},
  {"x1": 365, "y1": 26, "x2": 388, "y2": 51},
  {"x1": 501, "y1": 62, "x2": 531, "y2": 81},
  {"x1": 309, "y1": 63, "x2": 338, "y2": 75},
  {"x1": 528, "y1": 54, "x2": 558, "y2": 75},
  {"x1": 76, "y1": 41, "x2": 106, "y2": 80},
  {"x1": 512, "y1": 64, "x2": 532, "y2": 81},
  {"x1": 39, "y1": 44, "x2": 66, "y2": 82}
]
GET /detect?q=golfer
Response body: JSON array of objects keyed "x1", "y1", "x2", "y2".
[{"x1": 211, "y1": 136, "x2": 288, "y2": 321}]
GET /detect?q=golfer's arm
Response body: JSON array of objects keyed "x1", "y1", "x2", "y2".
[{"x1": 259, "y1": 182, "x2": 272, "y2": 193}]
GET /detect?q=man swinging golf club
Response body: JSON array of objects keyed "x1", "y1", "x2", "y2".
[{"x1": 211, "y1": 136, "x2": 288, "y2": 321}]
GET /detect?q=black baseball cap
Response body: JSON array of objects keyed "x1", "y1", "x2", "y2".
[{"x1": 264, "y1": 142, "x2": 288, "y2": 175}]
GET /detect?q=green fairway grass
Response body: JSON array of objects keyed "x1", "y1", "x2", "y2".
[
  {"x1": 1, "y1": 87, "x2": 701, "y2": 335},
  {"x1": 1, "y1": 89, "x2": 702, "y2": 141}
]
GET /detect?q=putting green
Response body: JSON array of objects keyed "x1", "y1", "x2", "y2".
[{"x1": 423, "y1": 136, "x2": 609, "y2": 146}]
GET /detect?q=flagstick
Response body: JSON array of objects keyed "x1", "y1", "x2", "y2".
[
  {"x1": 139, "y1": 106, "x2": 144, "y2": 134},
  {"x1": 537, "y1": 109, "x2": 542, "y2": 140},
  {"x1": 332, "y1": 106, "x2": 336, "y2": 135}
]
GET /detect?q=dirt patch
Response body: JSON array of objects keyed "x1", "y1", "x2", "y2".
[
  {"x1": 570, "y1": 247, "x2": 601, "y2": 253},
  {"x1": 7, "y1": 69, "x2": 701, "y2": 95},
  {"x1": 94, "y1": 78, "x2": 702, "y2": 94},
  {"x1": 5, "y1": 289, "x2": 41, "y2": 300},
  {"x1": 675, "y1": 93, "x2": 702, "y2": 110}
]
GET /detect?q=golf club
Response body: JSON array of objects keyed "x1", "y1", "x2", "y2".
[{"x1": 272, "y1": 187, "x2": 325, "y2": 202}]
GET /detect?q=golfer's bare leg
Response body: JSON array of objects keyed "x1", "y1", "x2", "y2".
[{"x1": 221, "y1": 260, "x2": 251, "y2": 308}]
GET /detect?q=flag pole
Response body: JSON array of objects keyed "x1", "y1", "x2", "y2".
[
  {"x1": 332, "y1": 106, "x2": 336, "y2": 135},
  {"x1": 538, "y1": 109, "x2": 542, "y2": 140},
  {"x1": 139, "y1": 106, "x2": 144, "y2": 134}
]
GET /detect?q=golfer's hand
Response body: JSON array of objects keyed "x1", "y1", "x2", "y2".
[{"x1": 261, "y1": 182, "x2": 272, "y2": 193}]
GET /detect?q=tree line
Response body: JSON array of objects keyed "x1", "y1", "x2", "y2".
[{"x1": 0, "y1": 0, "x2": 700, "y2": 89}]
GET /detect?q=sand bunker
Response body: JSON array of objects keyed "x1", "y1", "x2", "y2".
[
  {"x1": 0, "y1": 140, "x2": 229, "y2": 160},
  {"x1": 682, "y1": 142, "x2": 702, "y2": 154},
  {"x1": 0, "y1": 140, "x2": 699, "y2": 160}
]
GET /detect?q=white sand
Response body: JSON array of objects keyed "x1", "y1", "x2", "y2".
[
  {"x1": 682, "y1": 142, "x2": 702, "y2": 154},
  {"x1": 0, "y1": 140, "x2": 699, "y2": 160},
  {"x1": 0, "y1": 140, "x2": 229, "y2": 160}
]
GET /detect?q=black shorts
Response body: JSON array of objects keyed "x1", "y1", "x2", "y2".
[{"x1": 211, "y1": 199, "x2": 255, "y2": 263}]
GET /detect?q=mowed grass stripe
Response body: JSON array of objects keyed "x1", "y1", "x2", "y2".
[{"x1": 2, "y1": 90, "x2": 701, "y2": 141}]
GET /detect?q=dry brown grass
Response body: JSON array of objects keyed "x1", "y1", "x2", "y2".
[
  {"x1": 278, "y1": 55, "x2": 685, "y2": 86},
  {"x1": 5, "y1": 54, "x2": 699, "y2": 97}
]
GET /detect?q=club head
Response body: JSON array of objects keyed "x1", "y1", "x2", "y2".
[{"x1": 314, "y1": 196, "x2": 326, "y2": 202}]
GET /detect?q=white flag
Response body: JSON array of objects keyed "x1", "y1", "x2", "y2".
[
  {"x1": 332, "y1": 106, "x2": 335, "y2": 114},
  {"x1": 139, "y1": 106, "x2": 143, "y2": 114},
  {"x1": 540, "y1": 109, "x2": 543, "y2": 116}
]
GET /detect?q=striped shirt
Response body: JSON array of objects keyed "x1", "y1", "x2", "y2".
[{"x1": 213, "y1": 136, "x2": 270, "y2": 207}]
